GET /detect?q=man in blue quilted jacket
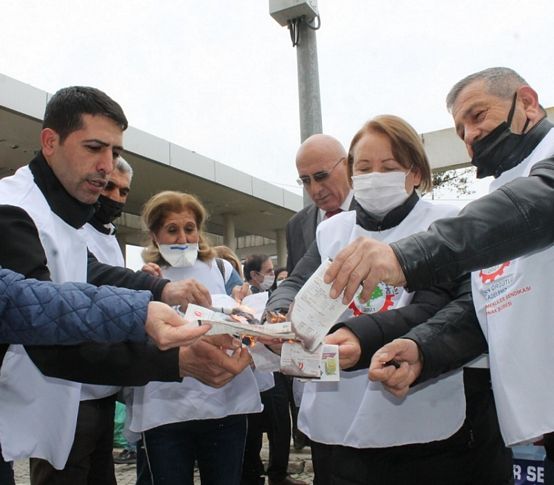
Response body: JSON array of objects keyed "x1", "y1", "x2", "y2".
[{"x1": 0, "y1": 267, "x2": 206, "y2": 347}]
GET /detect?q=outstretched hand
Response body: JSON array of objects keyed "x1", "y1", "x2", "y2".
[{"x1": 144, "y1": 301, "x2": 210, "y2": 350}]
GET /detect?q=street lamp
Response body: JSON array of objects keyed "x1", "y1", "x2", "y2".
[{"x1": 269, "y1": 0, "x2": 322, "y2": 207}]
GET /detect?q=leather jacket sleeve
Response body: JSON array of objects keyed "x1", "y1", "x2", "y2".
[
  {"x1": 402, "y1": 276, "x2": 487, "y2": 383},
  {"x1": 333, "y1": 276, "x2": 465, "y2": 371},
  {"x1": 391, "y1": 158, "x2": 554, "y2": 291}
]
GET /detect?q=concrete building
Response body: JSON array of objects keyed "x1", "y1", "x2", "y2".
[{"x1": 2, "y1": 73, "x2": 552, "y2": 266}]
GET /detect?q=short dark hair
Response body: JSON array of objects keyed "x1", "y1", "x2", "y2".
[
  {"x1": 43, "y1": 86, "x2": 128, "y2": 143},
  {"x1": 244, "y1": 254, "x2": 269, "y2": 282}
]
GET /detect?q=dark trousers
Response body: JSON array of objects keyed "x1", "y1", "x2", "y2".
[
  {"x1": 0, "y1": 445, "x2": 14, "y2": 485},
  {"x1": 311, "y1": 441, "x2": 334, "y2": 485},
  {"x1": 30, "y1": 395, "x2": 116, "y2": 485},
  {"x1": 141, "y1": 414, "x2": 247, "y2": 485},
  {"x1": 330, "y1": 369, "x2": 513, "y2": 485},
  {"x1": 242, "y1": 372, "x2": 292, "y2": 484}
]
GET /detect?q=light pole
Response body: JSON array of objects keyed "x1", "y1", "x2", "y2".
[{"x1": 270, "y1": 0, "x2": 322, "y2": 207}]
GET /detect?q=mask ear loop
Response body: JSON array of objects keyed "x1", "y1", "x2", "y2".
[
  {"x1": 506, "y1": 92, "x2": 518, "y2": 127},
  {"x1": 507, "y1": 91, "x2": 531, "y2": 135}
]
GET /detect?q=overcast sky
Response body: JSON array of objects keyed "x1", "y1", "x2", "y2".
[{"x1": 2, "y1": 0, "x2": 553, "y2": 196}]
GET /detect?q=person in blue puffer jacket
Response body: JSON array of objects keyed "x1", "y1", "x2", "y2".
[{"x1": 0, "y1": 267, "x2": 205, "y2": 347}]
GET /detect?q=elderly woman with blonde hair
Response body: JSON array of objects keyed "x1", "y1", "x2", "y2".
[{"x1": 129, "y1": 190, "x2": 261, "y2": 485}]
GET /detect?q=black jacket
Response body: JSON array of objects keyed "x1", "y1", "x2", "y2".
[
  {"x1": 285, "y1": 203, "x2": 319, "y2": 274},
  {"x1": 393, "y1": 119, "x2": 554, "y2": 380},
  {"x1": 0, "y1": 153, "x2": 180, "y2": 385},
  {"x1": 268, "y1": 194, "x2": 467, "y2": 370}
]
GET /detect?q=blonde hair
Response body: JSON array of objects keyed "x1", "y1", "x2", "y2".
[
  {"x1": 214, "y1": 245, "x2": 243, "y2": 279},
  {"x1": 347, "y1": 115, "x2": 432, "y2": 194},
  {"x1": 141, "y1": 191, "x2": 215, "y2": 265}
]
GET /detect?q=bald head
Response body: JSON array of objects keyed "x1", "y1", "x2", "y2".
[{"x1": 296, "y1": 134, "x2": 350, "y2": 212}]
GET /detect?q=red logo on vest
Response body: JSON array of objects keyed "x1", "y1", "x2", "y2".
[{"x1": 479, "y1": 262, "x2": 511, "y2": 283}]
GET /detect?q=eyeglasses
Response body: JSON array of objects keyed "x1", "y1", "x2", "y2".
[{"x1": 296, "y1": 157, "x2": 345, "y2": 186}]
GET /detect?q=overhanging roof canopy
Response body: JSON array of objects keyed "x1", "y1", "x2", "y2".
[{"x1": 0, "y1": 74, "x2": 302, "y2": 243}]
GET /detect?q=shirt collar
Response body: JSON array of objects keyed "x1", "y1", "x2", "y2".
[{"x1": 317, "y1": 191, "x2": 354, "y2": 223}]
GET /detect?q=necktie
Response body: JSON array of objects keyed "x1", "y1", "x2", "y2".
[{"x1": 324, "y1": 208, "x2": 343, "y2": 219}]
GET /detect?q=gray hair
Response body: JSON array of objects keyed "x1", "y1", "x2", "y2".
[
  {"x1": 115, "y1": 156, "x2": 133, "y2": 180},
  {"x1": 446, "y1": 67, "x2": 528, "y2": 112}
]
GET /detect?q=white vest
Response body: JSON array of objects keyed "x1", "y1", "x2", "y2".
[
  {"x1": 82, "y1": 223, "x2": 125, "y2": 267},
  {"x1": 0, "y1": 166, "x2": 117, "y2": 467},
  {"x1": 298, "y1": 200, "x2": 467, "y2": 448},
  {"x1": 128, "y1": 259, "x2": 262, "y2": 433},
  {"x1": 471, "y1": 127, "x2": 554, "y2": 445},
  {"x1": 79, "y1": 223, "x2": 125, "y2": 401}
]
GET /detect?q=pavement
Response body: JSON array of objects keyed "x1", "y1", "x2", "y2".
[{"x1": 13, "y1": 437, "x2": 314, "y2": 484}]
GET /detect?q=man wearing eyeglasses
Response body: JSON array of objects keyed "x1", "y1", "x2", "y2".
[{"x1": 286, "y1": 134, "x2": 352, "y2": 274}]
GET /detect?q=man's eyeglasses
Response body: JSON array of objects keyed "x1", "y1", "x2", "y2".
[{"x1": 296, "y1": 157, "x2": 345, "y2": 186}]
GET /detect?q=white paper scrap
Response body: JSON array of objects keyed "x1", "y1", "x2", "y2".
[{"x1": 290, "y1": 259, "x2": 350, "y2": 351}]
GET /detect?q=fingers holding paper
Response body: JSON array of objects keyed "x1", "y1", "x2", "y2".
[
  {"x1": 324, "y1": 327, "x2": 361, "y2": 369},
  {"x1": 323, "y1": 237, "x2": 407, "y2": 304},
  {"x1": 368, "y1": 338, "x2": 422, "y2": 398},
  {"x1": 179, "y1": 335, "x2": 252, "y2": 388},
  {"x1": 145, "y1": 301, "x2": 211, "y2": 350}
]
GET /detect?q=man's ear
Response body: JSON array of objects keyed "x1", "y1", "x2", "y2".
[
  {"x1": 517, "y1": 86, "x2": 542, "y2": 122},
  {"x1": 40, "y1": 128, "x2": 59, "y2": 157}
]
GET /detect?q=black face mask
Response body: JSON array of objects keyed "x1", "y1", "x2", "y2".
[
  {"x1": 93, "y1": 195, "x2": 125, "y2": 225},
  {"x1": 471, "y1": 92, "x2": 530, "y2": 178}
]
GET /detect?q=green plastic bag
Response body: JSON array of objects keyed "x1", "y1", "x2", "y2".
[{"x1": 113, "y1": 401, "x2": 129, "y2": 448}]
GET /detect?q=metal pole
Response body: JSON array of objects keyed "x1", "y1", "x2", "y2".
[{"x1": 296, "y1": 20, "x2": 322, "y2": 207}]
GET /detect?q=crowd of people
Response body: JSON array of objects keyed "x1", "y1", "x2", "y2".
[{"x1": 0, "y1": 65, "x2": 553, "y2": 485}]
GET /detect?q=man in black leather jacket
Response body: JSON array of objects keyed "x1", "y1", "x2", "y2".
[
  {"x1": 324, "y1": 67, "x2": 554, "y2": 481},
  {"x1": 327, "y1": 67, "x2": 552, "y2": 382}
]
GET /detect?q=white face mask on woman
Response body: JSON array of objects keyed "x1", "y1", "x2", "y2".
[
  {"x1": 158, "y1": 243, "x2": 199, "y2": 268},
  {"x1": 351, "y1": 171, "x2": 410, "y2": 217}
]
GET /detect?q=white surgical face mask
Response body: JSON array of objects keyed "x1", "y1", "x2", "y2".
[
  {"x1": 352, "y1": 171, "x2": 410, "y2": 217},
  {"x1": 258, "y1": 274, "x2": 274, "y2": 291},
  {"x1": 158, "y1": 243, "x2": 199, "y2": 268}
]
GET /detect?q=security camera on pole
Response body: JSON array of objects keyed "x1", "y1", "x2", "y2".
[{"x1": 270, "y1": 0, "x2": 322, "y2": 208}]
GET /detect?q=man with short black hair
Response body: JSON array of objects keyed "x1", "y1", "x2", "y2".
[{"x1": 0, "y1": 86, "x2": 250, "y2": 485}]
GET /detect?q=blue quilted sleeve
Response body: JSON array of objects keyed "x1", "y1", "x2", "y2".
[{"x1": 0, "y1": 268, "x2": 151, "y2": 345}]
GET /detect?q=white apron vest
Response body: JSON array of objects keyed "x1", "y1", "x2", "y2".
[
  {"x1": 471, "y1": 127, "x2": 554, "y2": 445},
  {"x1": 298, "y1": 200, "x2": 466, "y2": 447},
  {"x1": 0, "y1": 166, "x2": 116, "y2": 468},
  {"x1": 82, "y1": 223, "x2": 125, "y2": 267},
  {"x1": 129, "y1": 259, "x2": 262, "y2": 433},
  {"x1": 79, "y1": 223, "x2": 125, "y2": 401}
]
